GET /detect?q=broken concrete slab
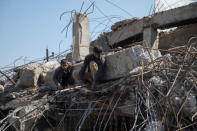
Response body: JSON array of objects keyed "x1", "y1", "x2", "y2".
[
  {"x1": 159, "y1": 23, "x2": 197, "y2": 49},
  {"x1": 40, "y1": 61, "x2": 60, "y2": 89},
  {"x1": 106, "y1": 2, "x2": 197, "y2": 47},
  {"x1": 150, "y1": 2, "x2": 197, "y2": 28},
  {"x1": 14, "y1": 61, "x2": 60, "y2": 89},
  {"x1": 104, "y1": 45, "x2": 161, "y2": 80},
  {"x1": 111, "y1": 18, "x2": 139, "y2": 32},
  {"x1": 15, "y1": 63, "x2": 42, "y2": 88},
  {"x1": 107, "y1": 19, "x2": 144, "y2": 46}
]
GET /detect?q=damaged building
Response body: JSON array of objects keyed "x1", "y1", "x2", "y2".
[{"x1": 0, "y1": 2, "x2": 197, "y2": 131}]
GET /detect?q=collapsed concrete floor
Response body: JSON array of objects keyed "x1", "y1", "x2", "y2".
[
  {"x1": 0, "y1": 39, "x2": 197, "y2": 131},
  {"x1": 1, "y1": 2, "x2": 197, "y2": 131}
]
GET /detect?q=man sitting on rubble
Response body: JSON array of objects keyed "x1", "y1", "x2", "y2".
[
  {"x1": 53, "y1": 59, "x2": 75, "y2": 90},
  {"x1": 73, "y1": 46, "x2": 105, "y2": 90}
]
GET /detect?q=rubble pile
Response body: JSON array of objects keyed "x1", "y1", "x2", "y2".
[
  {"x1": 13, "y1": 61, "x2": 60, "y2": 89},
  {"x1": 0, "y1": 38, "x2": 197, "y2": 131}
]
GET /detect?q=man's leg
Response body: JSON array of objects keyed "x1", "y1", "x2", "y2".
[
  {"x1": 72, "y1": 70, "x2": 80, "y2": 83},
  {"x1": 72, "y1": 70, "x2": 92, "y2": 85},
  {"x1": 66, "y1": 76, "x2": 75, "y2": 88},
  {"x1": 89, "y1": 61, "x2": 98, "y2": 81},
  {"x1": 89, "y1": 61, "x2": 105, "y2": 89}
]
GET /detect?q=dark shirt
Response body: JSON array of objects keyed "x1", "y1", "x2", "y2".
[
  {"x1": 79, "y1": 54, "x2": 103, "y2": 81},
  {"x1": 53, "y1": 66, "x2": 74, "y2": 87}
]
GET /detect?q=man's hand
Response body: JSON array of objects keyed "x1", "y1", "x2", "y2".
[
  {"x1": 64, "y1": 85, "x2": 68, "y2": 89},
  {"x1": 57, "y1": 83, "x2": 63, "y2": 90}
]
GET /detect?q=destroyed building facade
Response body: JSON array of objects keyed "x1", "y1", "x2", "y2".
[{"x1": 0, "y1": 2, "x2": 197, "y2": 131}]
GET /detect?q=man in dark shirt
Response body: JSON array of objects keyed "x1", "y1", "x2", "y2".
[
  {"x1": 78, "y1": 46, "x2": 105, "y2": 89},
  {"x1": 53, "y1": 59, "x2": 75, "y2": 90}
]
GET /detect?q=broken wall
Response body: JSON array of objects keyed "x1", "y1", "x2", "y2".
[{"x1": 159, "y1": 23, "x2": 197, "y2": 49}]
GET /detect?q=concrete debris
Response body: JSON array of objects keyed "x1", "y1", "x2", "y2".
[
  {"x1": 0, "y1": 40, "x2": 196, "y2": 130},
  {"x1": 104, "y1": 45, "x2": 161, "y2": 80},
  {"x1": 0, "y1": 4, "x2": 197, "y2": 129},
  {"x1": 145, "y1": 121, "x2": 164, "y2": 131},
  {"x1": 111, "y1": 17, "x2": 139, "y2": 31},
  {"x1": 15, "y1": 63, "x2": 42, "y2": 88},
  {"x1": 12, "y1": 61, "x2": 61, "y2": 89},
  {"x1": 149, "y1": 76, "x2": 165, "y2": 86},
  {"x1": 39, "y1": 61, "x2": 60, "y2": 89},
  {"x1": 13, "y1": 105, "x2": 46, "y2": 131},
  {"x1": 6, "y1": 103, "x2": 48, "y2": 131},
  {"x1": 159, "y1": 23, "x2": 197, "y2": 50},
  {"x1": 129, "y1": 66, "x2": 142, "y2": 74},
  {"x1": 172, "y1": 96, "x2": 183, "y2": 106},
  {"x1": 6, "y1": 92, "x2": 18, "y2": 99},
  {"x1": 1, "y1": 39, "x2": 197, "y2": 130}
]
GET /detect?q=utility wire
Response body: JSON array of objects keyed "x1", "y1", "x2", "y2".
[
  {"x1": 104, "y1": 0, "x2": 134, "y2": 18},
  {"x1": 87, "y1": 0, "x2": 113, "y2": 23}
]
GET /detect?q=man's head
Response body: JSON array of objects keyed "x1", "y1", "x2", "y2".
[
  {"x1": 60, "y1": 59, "x2": 69, "y2": 70},
  {"x1": 93, "y1": 47, "x2": 102, "y2": 59}
]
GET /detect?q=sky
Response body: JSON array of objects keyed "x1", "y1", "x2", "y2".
[{"x1": 0, "y1": 0, "x2": 195, "y2": 68}]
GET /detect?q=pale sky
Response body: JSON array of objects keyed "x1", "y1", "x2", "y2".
[{"x1": 0, "y1": 0, "x2": 195, "y2": 68}]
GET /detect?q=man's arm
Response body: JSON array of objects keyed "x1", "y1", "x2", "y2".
[
  {"x1": 53, "y1": 68, "x2": 62, "y2": 89},
  {"x1": 67, "y1": 66, "x2": 75, "y2": 85},
  {"x1": 79, "y1": 56, "x2": 90, "y2": 80}
]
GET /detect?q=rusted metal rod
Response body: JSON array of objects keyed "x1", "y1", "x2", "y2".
[{"x1": 0, "y1": 70, "x2": 16, "y2": 86}]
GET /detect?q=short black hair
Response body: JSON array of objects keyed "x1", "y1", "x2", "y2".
[
  {"x1": 61, "y1": 59, "x2": 68, "y2": 65},
  {"x1": 93, "y1": 47, "x2": 102, "y2": 54}
]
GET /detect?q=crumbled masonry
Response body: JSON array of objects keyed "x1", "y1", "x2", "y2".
[
  {"x1": 0, "y1": 40, "x2": 197, "y2": 130},
  {"x1": 1, "y1": 2, "x2": 197, "y2": 130}
]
